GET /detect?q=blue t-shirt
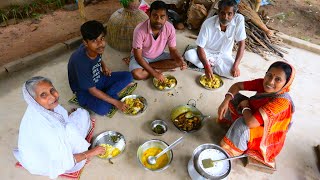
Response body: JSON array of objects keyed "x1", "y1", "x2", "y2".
[{"x1": 68, "y1": 44, "x2": 102, "y2": 93}]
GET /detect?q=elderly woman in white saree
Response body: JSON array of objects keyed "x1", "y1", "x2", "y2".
[{"x1": 13, "y1": 76, "x2": 105, "y2": 179}]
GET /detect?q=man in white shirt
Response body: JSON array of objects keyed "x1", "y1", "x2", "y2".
[{"x1": 184, "y1": 0, "x2": 246, "y2": 79}]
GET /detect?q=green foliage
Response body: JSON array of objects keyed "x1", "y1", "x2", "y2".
[
  {"x1": 119, "y1": 0, "x2": 133, "y2": 8},
  {"x1": 0, "y1": 9, "x2": 9, "y2": 25},
  {"x1": 9, "y1": 5, "x2": 24, "y2": 23},
  {"x1": 0, "y1": 0, "x2": 68, "y2": 26},
  {"x1": 31, "y1": 12, "x2": 42, "y2": 20},
  {"x1": 22, "y1": 4, "x2": 31, "y2": 18}
]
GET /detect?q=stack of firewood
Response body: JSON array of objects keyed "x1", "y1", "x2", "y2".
[
  {"x1": 235, "y1": 0, "x2": 288, "y2": 59},
  {"x1": 241, "y1": 21, "x2": 287, "y2": 59},
  {"x1": 187, "y1": 0, "x2": 288, "y2": 60}
]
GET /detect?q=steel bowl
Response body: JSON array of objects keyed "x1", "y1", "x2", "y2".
[
  {"x1": 91, "y1": 131, "x2": 126, "y2": 159},
  {"x1": 137, "y1": 139, "x2": 173, "y2": 172},
  {"x1": 198, "y1": 74, "x2": 224, "y2": 90},
  {"x1": 152, "y1": 74, "x2": 177, "y2": 91},
  {"x1": 120, "y1": 94, "x2": 148, "y2": 116},
  {"x1": 150, "y1": 120, "x2": 168, "y2": 136}
]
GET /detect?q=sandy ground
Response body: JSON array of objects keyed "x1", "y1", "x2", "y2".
[
  {"x1": 1, "y1": 30, "x2": 320, "y2": 179},
  {"x1": 0, "y1": 0, "x2": 320, "y2": 67},
  {"x1": 0, "y1": 0, "x2": 121, "y2": 67},
  {"x1": 261, "y1": 0, "x2": 320, "y2": 45}
]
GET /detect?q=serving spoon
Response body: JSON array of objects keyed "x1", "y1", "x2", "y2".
[
  {"x1": 147, "y1": 136, "x2": 184, "y2": 165},
  {"x1": 185, "y1": 111, "x2": 211, "y2": 119}
]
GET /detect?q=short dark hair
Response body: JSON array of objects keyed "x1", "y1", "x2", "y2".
[
  {"x1": 267, "y1": 61, "x2": 293, "y2": 84},
  {"x1": 218, "y1": 0, "x2": 238, "y2": 13},
  {"x1": 149, "y1": 0, "x2": 168, "y2": 15},
  {"x1": 80, "y1": 20, "x2": 106, "y2": 41}
]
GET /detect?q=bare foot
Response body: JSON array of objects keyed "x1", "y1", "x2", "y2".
[{"x1": 122, "y1": 56, "x2": 130, "y2": 66}]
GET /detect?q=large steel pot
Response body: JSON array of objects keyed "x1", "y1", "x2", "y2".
[{"x1": 170, "y1": 99, "x2": 210, "y2": 133}]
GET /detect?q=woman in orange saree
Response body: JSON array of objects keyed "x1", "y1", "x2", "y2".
[{"x1": 217, "y1": 61, "x2": 295, "y2": 168}]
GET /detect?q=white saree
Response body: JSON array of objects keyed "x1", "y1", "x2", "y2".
[{"x1": 13, "y1": 83, "x2": 91, "y2": 179}]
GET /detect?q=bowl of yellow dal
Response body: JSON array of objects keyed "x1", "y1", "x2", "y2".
[{"x1": 137, "y1": 139, "x2": 173, "y2": 172}]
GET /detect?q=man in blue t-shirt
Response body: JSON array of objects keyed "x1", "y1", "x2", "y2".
[{"x1": 68, "y1": 20, "x2": 133, "y2": 115}]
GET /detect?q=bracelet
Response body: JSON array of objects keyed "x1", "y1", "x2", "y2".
[
  {"x1": 82, "y1": 152, "x2": 88, "y2": 160},
  {"x1": 241, "y1": 107, "x2": 251, "y2": 114},
  {"x1": 204, "y1": 63, "x2": 211, "y2": 69},
  {"x1": 225, "y1": 92, "x2": 234, "y2": 100}
]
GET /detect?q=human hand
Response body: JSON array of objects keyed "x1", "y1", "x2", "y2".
[
  {"x1": 231, "y1": 66, "x2": 240, "y2": 77},
  {"x1": 179, "y1": 59, "x2": 187, "y2": 70},
  {"x1": 92, "y1": 146, "x2": 106, "y2": 157},
  {"x1": 218, "y1": 101, "x2": 229, "y2": 120},
  {"x1": 204, "y1": 65, "x2": 214, "y2": 80},
  {"x1": 102, "y1": 65, "x2": 112, "y2": 76},
  {"x1": 114, "y1": 100, "x2": 128, "y2": 112},
  {"x1": 238, "y1": 100, "x2": 249, "y2": 109},
  {"x1": 154, "y1": 72, "x2": 166, "y2": 83}
]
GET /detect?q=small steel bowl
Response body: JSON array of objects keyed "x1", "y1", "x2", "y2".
[
  {"x1": 150, "y1": 120, "x2": 168, "y2": 136},
  {"x1": 152, "y1": 74, "x2": 177, "y2": 91},
  {"x1": 137, "y1": 139, "x2": 173, "y2": 172},
  {"x1": 91, "y1": 131, "x2": 126, "y2": 159}
]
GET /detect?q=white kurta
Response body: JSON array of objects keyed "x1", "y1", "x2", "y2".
[
  {"x1": 185, "y1": 14, "x2": 246, "y2": 78},
  {"x1": 13, "y1": 84, "x2": 91, "y2": 179}
]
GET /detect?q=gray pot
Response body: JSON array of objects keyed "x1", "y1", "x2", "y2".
[{"x1": 170, "y1": 99, "x2": 210, "y2": 133}]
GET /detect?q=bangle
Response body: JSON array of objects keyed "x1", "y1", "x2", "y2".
[
  {"x1": 241, "y1": 107, "x2": 251, "y2": 114},
  {"x1": 204, "y1": 63, "x2": 211, "y2": 69},
  {"x1": 225, "y1": 92, "x2": 234, "y2": 100},
  {"x1": 82, "y1": 152, "x2": 88, "y2": 160}
]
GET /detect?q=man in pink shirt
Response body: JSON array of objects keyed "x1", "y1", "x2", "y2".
[{"x1": 129, "y1": 0, "x2": 186, "y2": 82}]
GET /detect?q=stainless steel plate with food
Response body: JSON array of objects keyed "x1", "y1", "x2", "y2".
[
  {"x1": 91, "y1": 131, "x2": 126, "y2": 159},
  {"x1": 152, "y1": 74, "x2": 177, "y2": 91},
  {"x1": 199, "y1": 74, "x2": 223, "y2": 90},
  {"x1": 120, "y1": 94, "x2": 147, "y2": 116}
]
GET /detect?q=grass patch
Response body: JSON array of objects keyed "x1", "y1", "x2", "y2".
[{"x1": 0, "y1": 0, "x2": 71, "y2": 26}]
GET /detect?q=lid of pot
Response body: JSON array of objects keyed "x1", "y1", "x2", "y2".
[{"x1": 193, "y1": 144, "x2": 231, "y2": 180}]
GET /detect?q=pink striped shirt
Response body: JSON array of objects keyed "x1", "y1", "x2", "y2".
[{"x1": 132, "y1": 20, "x2": 176, "y2": 59}]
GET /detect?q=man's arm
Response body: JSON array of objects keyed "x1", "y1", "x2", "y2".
[
  {"x1": 133, "y1": 48, "x2": 160, "y2": 78},
  {"x1": 197, "y1": 46, "x2": 214, "y2": 80},
  {"x1": 231, "y1": 40, "x2": 245, "y2": 77}
]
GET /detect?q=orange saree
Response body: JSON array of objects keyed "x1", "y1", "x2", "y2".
[{"x1": 221, "y1": 63, "x2": 295, "y2": 168}]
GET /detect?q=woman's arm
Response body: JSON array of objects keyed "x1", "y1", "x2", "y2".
[
  {"x1": 218, "y1": 82, "x2": 244, "y2": 120},
  {"x1": 238, "y1": 100, "x2": 261, "y2": 128},
  {"x1": 73, "y1": 146, "x2": 105, "y2": 163}
]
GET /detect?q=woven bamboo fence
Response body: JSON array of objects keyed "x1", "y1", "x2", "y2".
[{"x1": 107, "y1": 8, "x2": 148, "y2": 52}]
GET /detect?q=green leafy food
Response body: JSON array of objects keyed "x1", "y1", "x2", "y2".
[{"x1": 153, "y1": 125, "x2": 165, "y2": 134}]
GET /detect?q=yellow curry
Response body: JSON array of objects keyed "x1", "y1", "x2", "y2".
[
  {"x1": 123, "y1": 97, "x2": 144, "y2": 115},
  {"x1": 141, "y1": 147, "x2": 169, "y2": 170},
  {"x1": 155, "y1": 77, "x2": 177, "y2": 90},
  {"x1": 200, "y1": 76, "x2": 221, "y2": 89},
  {"x1": 98, "y1": 144, "x2": 121, "y2": 158}
]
